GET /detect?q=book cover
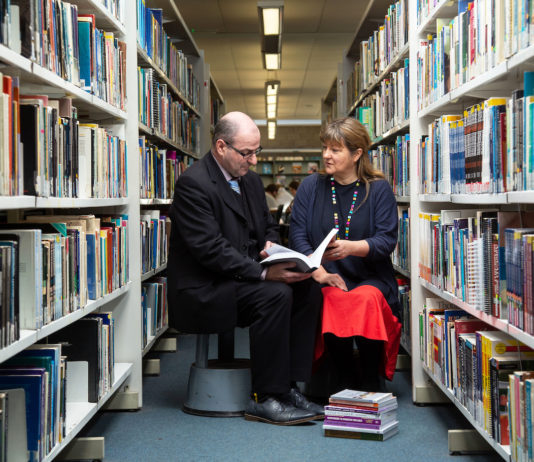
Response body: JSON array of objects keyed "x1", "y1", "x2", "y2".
[
  {"x1": 323, "y1": 417, "x2": 397, "y2": 430},
  {"x1": 329, "y1": 389, "x2": 395, "y2": 407},
  {"x1": 323, "y1": 419, "x2": 398, "y2": 441},
  {"x1": 324, "y1": 427, "x2": 399, "y2": 441},
  {"x1": 48, "y1": 317, "x2": 102, "y2": 402},
  {"x1": 0, "y1": 371, "x2": 45, "y2": 462}
]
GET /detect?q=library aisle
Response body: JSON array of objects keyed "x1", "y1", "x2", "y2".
[{"x1": 83, "y1": 330, "x2": 500, "y2": 462}]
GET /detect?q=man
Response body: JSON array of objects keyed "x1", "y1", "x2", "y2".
[{"x1": 167, "y1": 112, "x2": 324, "y2": 425}]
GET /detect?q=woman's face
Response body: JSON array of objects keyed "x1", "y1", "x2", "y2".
[{"x1": 322, "y1": 141, "x2": 361, "y2": 177}]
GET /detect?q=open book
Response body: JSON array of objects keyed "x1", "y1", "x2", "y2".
[{"x1": 260, "y1": 228, "x2": 338, "y2": 273}]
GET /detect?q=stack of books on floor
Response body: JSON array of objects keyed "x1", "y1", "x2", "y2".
[{"x1": 323, "y1": 389, "x2": 399, "y2": 441}]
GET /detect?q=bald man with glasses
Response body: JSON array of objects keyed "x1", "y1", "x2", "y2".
[{"x1": 168, "y1": 112, "x2": 324, "y2": 425}]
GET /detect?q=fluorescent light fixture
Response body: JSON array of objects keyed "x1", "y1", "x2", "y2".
[
  {"x1": 264, "y1": 53, "x2": 280, "y2": 70},
  {"x1": 262, "y1": 8, "x2": 281, "y2": 35},
  {"x1": 267, "y1": 120, "x2": 276, "y2": 139},
  {"x1": 258, "y1": 1, "x2": 283, "y2": 70},
  {"x1": 265, "y1": 80, "x2": 280, "y2": 120},
  {"x1": 266, "y1": 82, "x2": 279, "y2": 96}
]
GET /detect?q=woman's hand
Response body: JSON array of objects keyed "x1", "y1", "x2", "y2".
[
  {"x1": 323, "y1": 239, "x2": 354, "y2": 261},
  {"x1": 312, "y1": 267, "x2": 348, "y2": 291}
]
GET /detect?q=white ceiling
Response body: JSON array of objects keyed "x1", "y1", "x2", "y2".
[{"x1": 175, "y1": 0, "x2": 390, "y2": 121}]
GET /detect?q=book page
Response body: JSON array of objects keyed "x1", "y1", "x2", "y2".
[{"x1": 309, "y1": 228, "x2": 339, "y2": 268}]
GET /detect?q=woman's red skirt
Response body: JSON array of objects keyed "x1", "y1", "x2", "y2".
[{"x1": 315, "y1": 285, "x2": 402, "y2": 381}]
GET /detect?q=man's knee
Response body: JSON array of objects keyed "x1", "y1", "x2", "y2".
[{"x1": 267, "y1": 281, "x2": 293, "y2": 305}]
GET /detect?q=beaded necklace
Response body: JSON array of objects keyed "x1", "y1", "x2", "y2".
[{"x1": 330, "y1": 176, "x2": 360, "y2": 240}]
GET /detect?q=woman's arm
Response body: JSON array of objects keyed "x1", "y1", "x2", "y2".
[{"x1": 365, "y1": 180, "x2": 398, "y2": 259}]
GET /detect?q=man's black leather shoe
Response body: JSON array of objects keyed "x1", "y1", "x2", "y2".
[
  {"x1": 286, "y1": 388, "x2": 325, "y2": 420},
  {"x1": 244, "y1": 397, "x2": 317, "y2": 425}
]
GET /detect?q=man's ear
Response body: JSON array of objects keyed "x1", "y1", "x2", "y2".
[{"x1": 214, "y1": 139, "x2": 226, "y2": 156}]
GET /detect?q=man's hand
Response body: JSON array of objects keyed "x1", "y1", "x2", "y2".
[
  {"x1": 259, "y1": 240, "x2": 275, "y2": 259},
  {"x1": 265, "y1": 262, "x2": 311, "y2": 283}
]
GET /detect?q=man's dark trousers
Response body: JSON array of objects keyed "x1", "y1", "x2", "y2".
[{"x1": 235, "y1": 278, "x2": 322, "y2": 395}]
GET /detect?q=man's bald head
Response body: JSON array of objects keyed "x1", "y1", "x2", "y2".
[
  {"x1": 212, "y1": 111, "x2": 260, "y2": 149},
  {"x1": 211, "y1": 111, "x2": 261, "y2": 178}
]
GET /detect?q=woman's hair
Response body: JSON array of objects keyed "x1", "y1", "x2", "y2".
[{"x1": 320, "y1": 117, "x2": 385, "y2": 183}]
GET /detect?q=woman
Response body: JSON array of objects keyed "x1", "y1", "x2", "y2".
[
  {"x1": 264, "y1": 183, "x2": 279, "y2": 210},
  {"x1": 289, "y1": 117, "x2": 401, "y2": 392}
]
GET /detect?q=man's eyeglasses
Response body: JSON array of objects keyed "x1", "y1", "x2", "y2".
[{"x1": 222, "y1": 140, "x2": 262, "y2": 159}]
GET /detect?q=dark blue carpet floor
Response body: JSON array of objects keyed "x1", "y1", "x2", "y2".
[{"x1": 82, "y1": 329, "x2": 503, "y2": 461}]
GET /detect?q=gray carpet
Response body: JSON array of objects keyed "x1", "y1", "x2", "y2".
[{"x1": 82, "y1": 329, "x2": 503, "y2": 461}]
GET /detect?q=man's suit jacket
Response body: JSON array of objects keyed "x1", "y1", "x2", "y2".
[{"x1": 167, "y1": 152, "x2": 279, "y2": 333}]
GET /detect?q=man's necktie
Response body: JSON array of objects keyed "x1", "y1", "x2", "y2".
[{"x1": 228, "y1": 179, "x2": 241, "y2": 194}]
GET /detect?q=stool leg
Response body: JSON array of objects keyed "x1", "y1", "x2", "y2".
[
  {"x1": 218, "y1": 330, "x2": 235, "y2": 361},
  {"x1": 196, "y1": 334, "x2": 209, "y2": 368}
]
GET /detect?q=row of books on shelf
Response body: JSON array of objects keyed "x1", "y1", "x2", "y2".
[
  {"x1": 323, "y1": 389, "x2": 399, "y2": 441},
  {"x1": 369, "y1": 134, "x2": 410, "y2": 197},
  {"x1": 348, "y1": 0, "x2": 408, "y2": 103},
  {"x1": 0, "y1": 90, "x2": 127, "y2": 198},
  {"x1": 258, "y1": 162, "x2": 319, "y2": 176},
  {"x1": 136, "y1": 0, "x2": 200, "y2": 109},
  {"x1": 98, "y1": 0, "x2": 125, "y2": 23},
  {"x1": 139, "y1": 139, "x2": 188, "y2": 200},
  {"x1": 420, "y1": 77, "x2": 534, "y2": 194},
  {"x1": 138, "y1": 67, "x2": 201, "y2": 154},
  {"x1": 417, "y1": 0, "x2": 534, "y2": 110},
  {"x1": 2, "y1": 1, "x2": 126, "y2": 109},
  {"x1": 393, "y1": 205, "x2": 410, "y2": 270},
  {"x1": 352, "y1": 59, "x2": 409, "y2": 136},
  {"x1": 78, "y1": 13, "x2": 126, "y2": 109},
  {"x1": 396, "y1": 278, "x2": 410, "y2": 348},
  {"x1": 418, "y1": 209, "x2": 534, "y2": 334},
  {"x1": 0, "y1": 313, "x2": 115, "y2": 462},
  {"x1": 141, "y1": 210, "x2": 169, "y2": 276},
  {"x1": 142, "y1": 276, "x2": 167, "y2": 349},
  {"x1": 0, "y1": 214, "x2": 128, "y2": 347},
  {"x1": 323, "y1": 100, "x2": 337, "y2": 127},
  {"x1": 211, "y1": 97, "x2": 223, "y2": 128},
  {"x1": 420, "y1": 300, "x2": 534, "y2": 460}
]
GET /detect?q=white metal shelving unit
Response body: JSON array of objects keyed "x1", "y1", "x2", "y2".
[
  {"x1": 0, "y1": 3, "x2": 141, "y2": 461},
  {"x1": 42, "y1": 363, "x2": 133, "y2": 462},
  {"x1": 409, "y1": 0, "x2": 534, "y2": 457}
]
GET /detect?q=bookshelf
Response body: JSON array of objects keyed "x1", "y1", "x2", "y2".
[
  {"x1": 0, "y1": 1, "x2": 140, "y2": 460},
  {"x1": 0, "y1": 0, "x2": 216, "y2": 459},
  {"x1": 321, "y1": 77, "x2": 339, "y2": 128},
  {"x1": 255, "y1": 150, "x2": 323, "y2": 187},
  {"x1": 409, "y1": 0, "x2": 534, "y2": 458},
  {"x1": 137, "y1": 0, "x2": 221, "y2": 358},
  {"x1": 209, "y1": 71, "x2": 226, "y2": 134}
]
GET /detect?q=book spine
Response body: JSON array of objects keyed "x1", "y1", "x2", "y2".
[{"x1": 324, "y1": 428, "x2": 389, "y2": 441}]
